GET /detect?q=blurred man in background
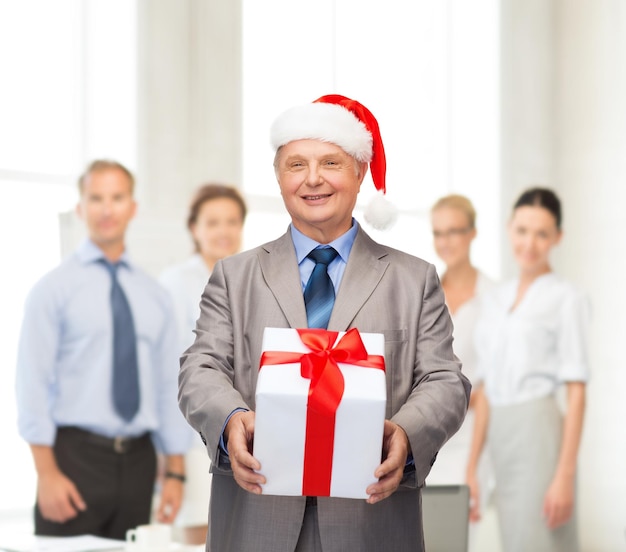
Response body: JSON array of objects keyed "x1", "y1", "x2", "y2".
[{"x1": 16, "y1": 160, "x2": 189, "y2": 539}]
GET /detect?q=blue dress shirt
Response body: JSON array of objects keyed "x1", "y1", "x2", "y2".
[
  {"x1": 16, "y1": 239, "x2": 190, "y2": 454},
  {"x1": 290, "y1": 219, "x2": 358, "y2": 293}
]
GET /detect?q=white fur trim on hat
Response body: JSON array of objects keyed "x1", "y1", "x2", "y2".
[{"x1": 270, "y1": 103, "x2": 373, "y2": 162}]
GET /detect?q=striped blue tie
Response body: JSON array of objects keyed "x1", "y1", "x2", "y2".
[
  {"x1": 304, "y1": 247, "x2": 339, "y2": 329},
  {"x1": 101, "y1": 260, "x2": 140, "y2": 421}
]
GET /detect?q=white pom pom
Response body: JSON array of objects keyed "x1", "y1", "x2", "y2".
[{"x1": 363, "y1": 191, "x2": 398, "y2": 230}]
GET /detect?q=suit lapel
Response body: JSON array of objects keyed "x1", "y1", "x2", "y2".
[
  {"x1": 259, "y1": 226, "x2": 388, "y2": 331},
  {"x1": 258, "y1": 231, "x2": 309, "y2": 328},
  {"x1": 329, "y1": 227, "x2": 389, "y2": 331}
]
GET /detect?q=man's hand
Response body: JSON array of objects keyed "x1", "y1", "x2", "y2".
[
  {"x1": 366, "y1": 420, "x2": 410, "y2": 505},
  {"x1": 37, "y1": 470, "x2": 86, "y2": 523},
  {"x1": 155, "y1": 477, "x2": 183, "y2": 523},
  {"x1": 224, "y1": 410, "x2": 265, "y2": 494}
]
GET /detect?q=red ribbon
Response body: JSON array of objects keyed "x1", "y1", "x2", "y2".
[{"x1": 259, "y1": 328, "x2": 385, "y2": 496}]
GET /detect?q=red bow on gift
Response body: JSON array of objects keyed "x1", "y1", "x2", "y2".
[{"x1": 259, "y1": 328, "x2": 385, "y2": 496}]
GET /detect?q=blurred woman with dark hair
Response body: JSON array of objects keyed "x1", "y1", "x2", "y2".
[{"x1": 467, "y1": 188, "x2": 590, "y2": 552}]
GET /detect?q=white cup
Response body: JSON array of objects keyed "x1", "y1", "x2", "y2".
[{"x1": 125, "y1": 524, "x2": 172, "y2": 551}]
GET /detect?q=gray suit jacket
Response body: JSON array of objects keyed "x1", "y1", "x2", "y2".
[{"x1": 179, "y1": 226, "x2": 470, "y2": 552}]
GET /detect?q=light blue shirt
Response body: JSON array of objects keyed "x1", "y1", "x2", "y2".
[
  {"x1": 289, "y1": 219, "x2": 359, "y2": 293},
  {"x1": 16, "y1": 239, "x2": 190, "y2": 454}
]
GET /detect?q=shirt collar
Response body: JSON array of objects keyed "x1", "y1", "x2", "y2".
[
  {"x1": 76, "y1": 238, "x2": 133, "y2": 270},
  {"x1": 290, "y1": 219, "x2": 359, "y2": 264}
]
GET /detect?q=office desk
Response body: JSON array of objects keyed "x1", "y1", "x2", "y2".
[{"x1": 0, "y1": 533, "x2": 203, "y2": 552}]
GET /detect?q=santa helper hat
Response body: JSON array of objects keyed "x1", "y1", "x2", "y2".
[{"x1": 270, "y1": 94, "x2": 398, "y2": 230}]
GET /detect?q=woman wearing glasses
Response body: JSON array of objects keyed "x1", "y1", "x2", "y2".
[
  {"x1": 468, "y1": 188, "x2": 589, "y2": 552},
  {"x1": 428, "y1": 194, "x2": 494, "y2": 548}
]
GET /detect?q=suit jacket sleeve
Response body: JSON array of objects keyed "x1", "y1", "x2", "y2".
[
  {"x1": 391, "y1": 263, "x2": 471, "y2": 487},
  {"x1": 178, "y1": 259, "x2": 249, "y2": 468}
]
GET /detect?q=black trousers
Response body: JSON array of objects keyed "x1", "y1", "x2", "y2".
[{"x1": 35, "y1": 427, "x2": 157, "y2": 540}]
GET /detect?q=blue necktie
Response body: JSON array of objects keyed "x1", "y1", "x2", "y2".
[
  {"x1": 101, "y1": 260, "x2": 140, "y2": 421},
  {"x1": 304, "y1": 247, "x2": 339, "y2": 329}
]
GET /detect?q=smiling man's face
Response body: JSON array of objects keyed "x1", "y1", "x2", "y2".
[{"x1": 275, "y1": 139, "x2": 367, "y2": 244}]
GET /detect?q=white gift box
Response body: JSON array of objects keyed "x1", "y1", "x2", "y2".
[{"x1": 253, "y1": 327, "x2": 386, "y2": 499}]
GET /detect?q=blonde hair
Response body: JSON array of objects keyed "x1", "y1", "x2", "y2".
[{"x1": 431, "y1": 194, "x2": 476, "y2": 229}]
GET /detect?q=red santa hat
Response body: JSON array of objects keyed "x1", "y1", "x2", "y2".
[{"x1": 270, "y1": 94, "x2": 397, "y2": 230}]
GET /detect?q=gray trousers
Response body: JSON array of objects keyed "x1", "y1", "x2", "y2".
[
  {"x1": 295, "y1": 502, "x2": 322, "y2": 552},
  {"x1": 489, "y1": 396, "x2": 578, "y2": 552}
]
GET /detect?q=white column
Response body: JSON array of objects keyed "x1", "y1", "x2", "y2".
[
  {"x1": 188, "y1": 0, "x2": 242, "y2": 188},
  {"x1": 474, "y1": 8, "x2": 555, "y2": 550},
  {"x1": 135, "y1": 0, "x2": 191, "y2": 215},
  {"x1": 131, "y1": 0, "x2": 243, "y2": 274},
  {"x1": 499, "y1": 0, "x2": 556, "y2": 277}
]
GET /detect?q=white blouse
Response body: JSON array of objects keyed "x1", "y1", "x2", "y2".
[
  {"x1": 450, "y1": 271, "x2": 495, "y2": 388},
  {"x1": 426, "y1": 271, "x2": 494, "y2": 485},
  {"x1": 475, "y1": 272, "x2": 590, "y2": 407},
  {"x1": 159, "y1": 254, "x2": 211, "y2": 354}
]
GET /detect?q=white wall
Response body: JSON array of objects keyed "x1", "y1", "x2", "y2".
[{"x1": 553, "y1": 1, "x2": 626, "y2": 550}]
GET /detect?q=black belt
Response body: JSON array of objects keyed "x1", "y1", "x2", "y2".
[
  {"x1": 57, "y1": 426, "x2": 151, "y2": 454},
  {"x1": 306, "y1": 496, "x2": 317, "y2": 507}
]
